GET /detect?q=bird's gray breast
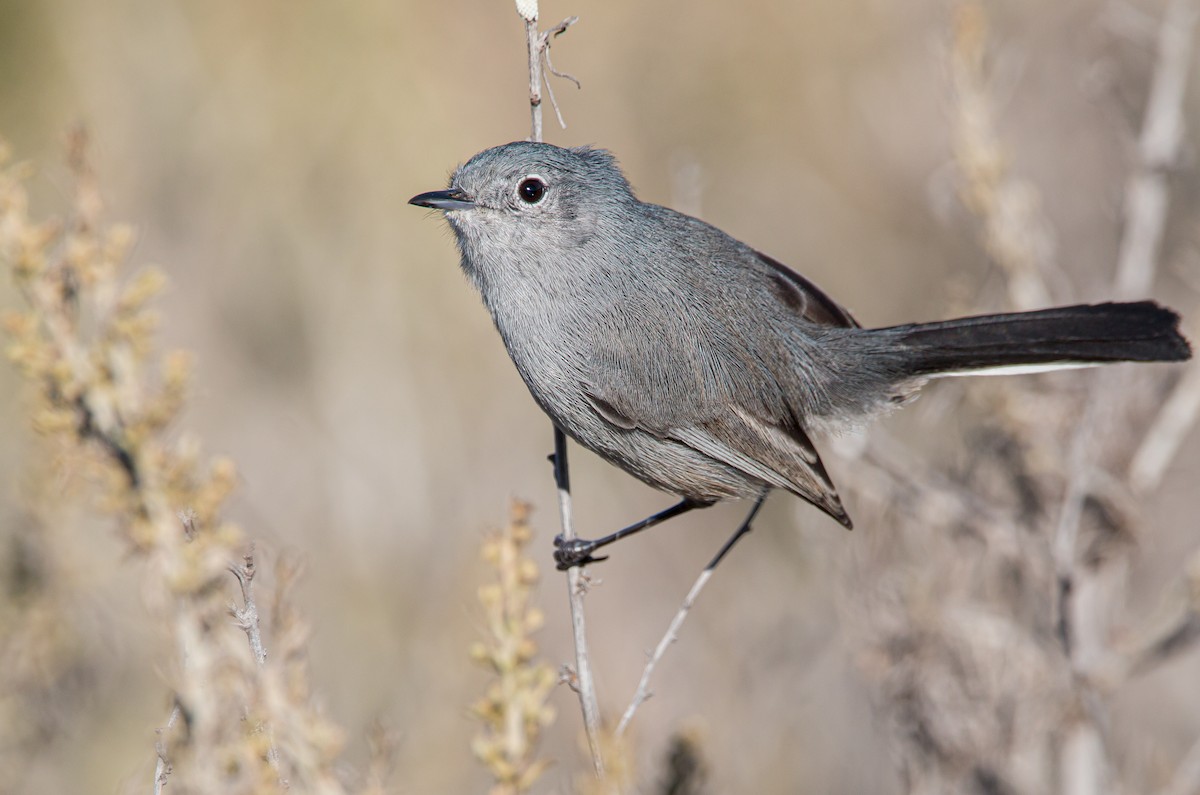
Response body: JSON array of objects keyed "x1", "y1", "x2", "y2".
[{"x1": 479, "y1": 256, "x2": 602, "y2": 430}]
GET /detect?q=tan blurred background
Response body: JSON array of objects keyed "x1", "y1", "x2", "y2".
[{"x1": 1, "y1": 0, "x2": 1198, "y2": 792}]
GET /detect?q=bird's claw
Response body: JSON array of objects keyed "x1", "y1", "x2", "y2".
[{"x1": 553, "y1": 535, "x2": 608, "y2": 570}]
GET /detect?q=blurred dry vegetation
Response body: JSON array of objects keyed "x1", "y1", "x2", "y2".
[{"x1": 0, "y1": 0, "x2": 1198, "y2": 793}]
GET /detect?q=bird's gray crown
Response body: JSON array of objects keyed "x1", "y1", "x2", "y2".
[{"x1": 447, "y1": 141, "x2": 636, "y2": 213}]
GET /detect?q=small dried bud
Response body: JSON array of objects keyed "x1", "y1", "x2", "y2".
[
  {"x1": 210, "y1": 456, "x2": 237, "y2": 491},
  {"x1": 481, "y1": 537, "x2": 500, "y2": 564},
  {"x1": 468, "y1": 641, "x2": 491, "y2": 665},
  {"x1": 515, "y1": 638, "x2": 537, "y2": 662},
  {"x1": 478, "y1": 584, "x2": 502, "y2": 609},
  {"x1": 518, "y1": 558, "x2": 539, "y2": 585},
  {"x1": 119, "y1": 267, "x2": 166, "y2": 312},
  {"x1": 514, "y1": 0, "x2": 538, "y2": 23},
  {"x1": 105, "y1": 223, "x2": 134, "y2": 260}
]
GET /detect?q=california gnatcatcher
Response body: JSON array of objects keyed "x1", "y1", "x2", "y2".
[{"x1": 411, "y1": 142, "x2": 1191, "y2": 568}]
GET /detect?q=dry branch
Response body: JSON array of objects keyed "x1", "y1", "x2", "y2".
[
  {"x1": 469, "y1": 501, "x2": 556, "y2": 794},
  {"x1": 837, "y1": 3, "x2": 1199, "y2": 792},
  {"x1": 0, "y1": 134, "x2": 350, "y2": 795},
  {"x1": 512, "y1": 0, "x2": 606, "y2": 779}
]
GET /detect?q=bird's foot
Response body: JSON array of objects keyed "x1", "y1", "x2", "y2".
[{"x1": 553, "y1": 535, "x2": 609, "y2": 570}]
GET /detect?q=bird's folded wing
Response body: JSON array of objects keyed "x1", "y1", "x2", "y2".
[
  {"x1": 584, "y1": 382, "x2": 851, "y2": 527},
  {"x1": 668, "y1": 408, "x2": 851, "y2": 528},
  {"x1": 753, "y1": 249, "x2": 861, "y2": 329}
]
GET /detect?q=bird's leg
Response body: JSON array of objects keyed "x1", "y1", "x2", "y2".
[
  {"x1": 703, "y1": 492, "x2": 767, "y2": 571},
  {"x1": 554, "y1": 499, "x2": 700, "y2": 570},
  {"x1": 550, "y1": 427, "x2": 571, "y2": 493}
]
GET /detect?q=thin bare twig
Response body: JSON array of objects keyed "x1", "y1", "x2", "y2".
[
  {"x1": 1129, "y1": 341, "x2": 1200, "y2": 492},
  {"x1": 542, "y1": 17, "x2": 581, "y2": 130},
  {"x1": 520, "y1": 4, "x2": 577, "y2": 142},
  {"x1": 544, "y1": 29, "x2": 581, "y2": 88},
  {"x1": 616, "y1": 568, "x2": 714, "y2": 737},
  {"x1": 228, "y1": 547, "x2": 282, "y2": 777},
  {"x1": 616, "y1": 498, "x2": 762, "y2": 737},
  {"x1": 543, "y1": 15, "x2": 579, "y2": 40},
  {"x1": 1049, "y1": 2, "x2": 1198, "y2": 791},
  {"x1": 1114, "y1": 0, "x2": 1199, "y2": 299},
  {"x1": 153, "y1": 702, "x2": 181, "y2": 795},
  {"x1": 553, "y1": 436, "x2": 605, "y2": 778},
  {"x1": 1061, "y1": 720, "x2": 1108, "y2": 795},
  {"x1": 542, "y1": 64, "x2": 568, "y2": 131},
  {"x1": 1054, "y1": 0, "x2": 1199, "y2": 655},
  {"x1": 1052, "y1": 389, "x2": 1104, "y2": 658},
  {"x1": 523, "y1": 11, "x2": 544, "y2": 143},
  {"x1": 514, "y1": 0, "x2": 604, "y2": 779},
  {"x1": 229, "y1": 548, "x2": 266, "y2": 666}
]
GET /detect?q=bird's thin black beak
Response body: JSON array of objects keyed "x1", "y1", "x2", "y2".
[{"x1": 408, "y1": 188, "x2": 475, "y2": 211}]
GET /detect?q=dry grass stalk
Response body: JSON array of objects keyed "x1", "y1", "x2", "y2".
[
  {"x1": 0, "y1": 132, "x2": 351, "y2": 794},
  {"x1": 950, "y1": 1, "x2": 1053, "y2": 312},
  {"x1": 839, "y1": 4, "x2": 1199, "y2": 793},
  {"x1": 470, "y1": 499, "x2": 557, "y2": 794}
]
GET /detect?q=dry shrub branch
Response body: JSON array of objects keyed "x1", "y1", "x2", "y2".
[
  {"x1": 470, "y1": 500, "x2": 557, "y2": 794},
  {"x1": 0, "y1": 132, "x2": 352, "y2": 794},
  {"x1": 841, "y1": 5, "x2": 1200, "y2": 793}
]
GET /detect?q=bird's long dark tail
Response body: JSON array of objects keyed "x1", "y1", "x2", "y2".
[{"x1": 884, "y1": 301, "x2": 1191, "y2": 377}]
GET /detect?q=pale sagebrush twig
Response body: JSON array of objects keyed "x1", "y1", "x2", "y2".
[
  {"x1": 614, "y1": 575, "x2": 711, "y2": 737},
  {"x1": 229, "y1": 547, "x2": 283, "y2": 779},
  {"x1": 950, "y1": 1, "x2": 1054, "y2": 311},
  {"x1": 615, "y1": 573, "x2": 711, "y2": 738},
  {"x1": 513, "y1": 0, "x2": 604, "y2": 778},
  {"x1": 153, "y1": 702, "x2": 181, "y2": 795},
  {"x1": 1053, "y1": 0, "x2": 1198, "y2": 662},
  {"x1": 1129, "y1": 322, "x2": 1200, "y2": 492},
  {"x1": 1114, "y1": 0, "x2": 1199, "y2": 299},
  {"x1": 230, "y1": 548, "x2": 267, "y2": 667},
  {"x1": 542, "y1": 18, "x2": 581, "y2": 130},
  {"x1": 1051, "y1": 389, "x2": 1102, "y2": 657},
  {"x1": 522, "y1": 5, "x2": 545, "y2": 144},
  {"x1": 851, "y1": 5, "x2": 1193, "y2": 792},
  {"x1": 519, "y1": 2, "x2": 578, "y2": 142},
  {"x1": 1051, "y1": 2, "x2": 1197, "y2": 791},
  {"x1": 551, "y1": 437, "x2": 605, "y2": 780},
  {"x1": 1061, "y1": 721, "x2": 1108, "y2": 795},
  {"x1": 615, "y1": 498, "x2": 763, "y2": 736}
]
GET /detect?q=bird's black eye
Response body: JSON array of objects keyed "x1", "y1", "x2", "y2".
[{"x1": 517, "y1": 177, "x2": 547, "y2": 204}]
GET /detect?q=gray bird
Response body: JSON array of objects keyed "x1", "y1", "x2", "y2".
[{"x1": 410, "y1": 142, "x2": 1191, "y2": 568}]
